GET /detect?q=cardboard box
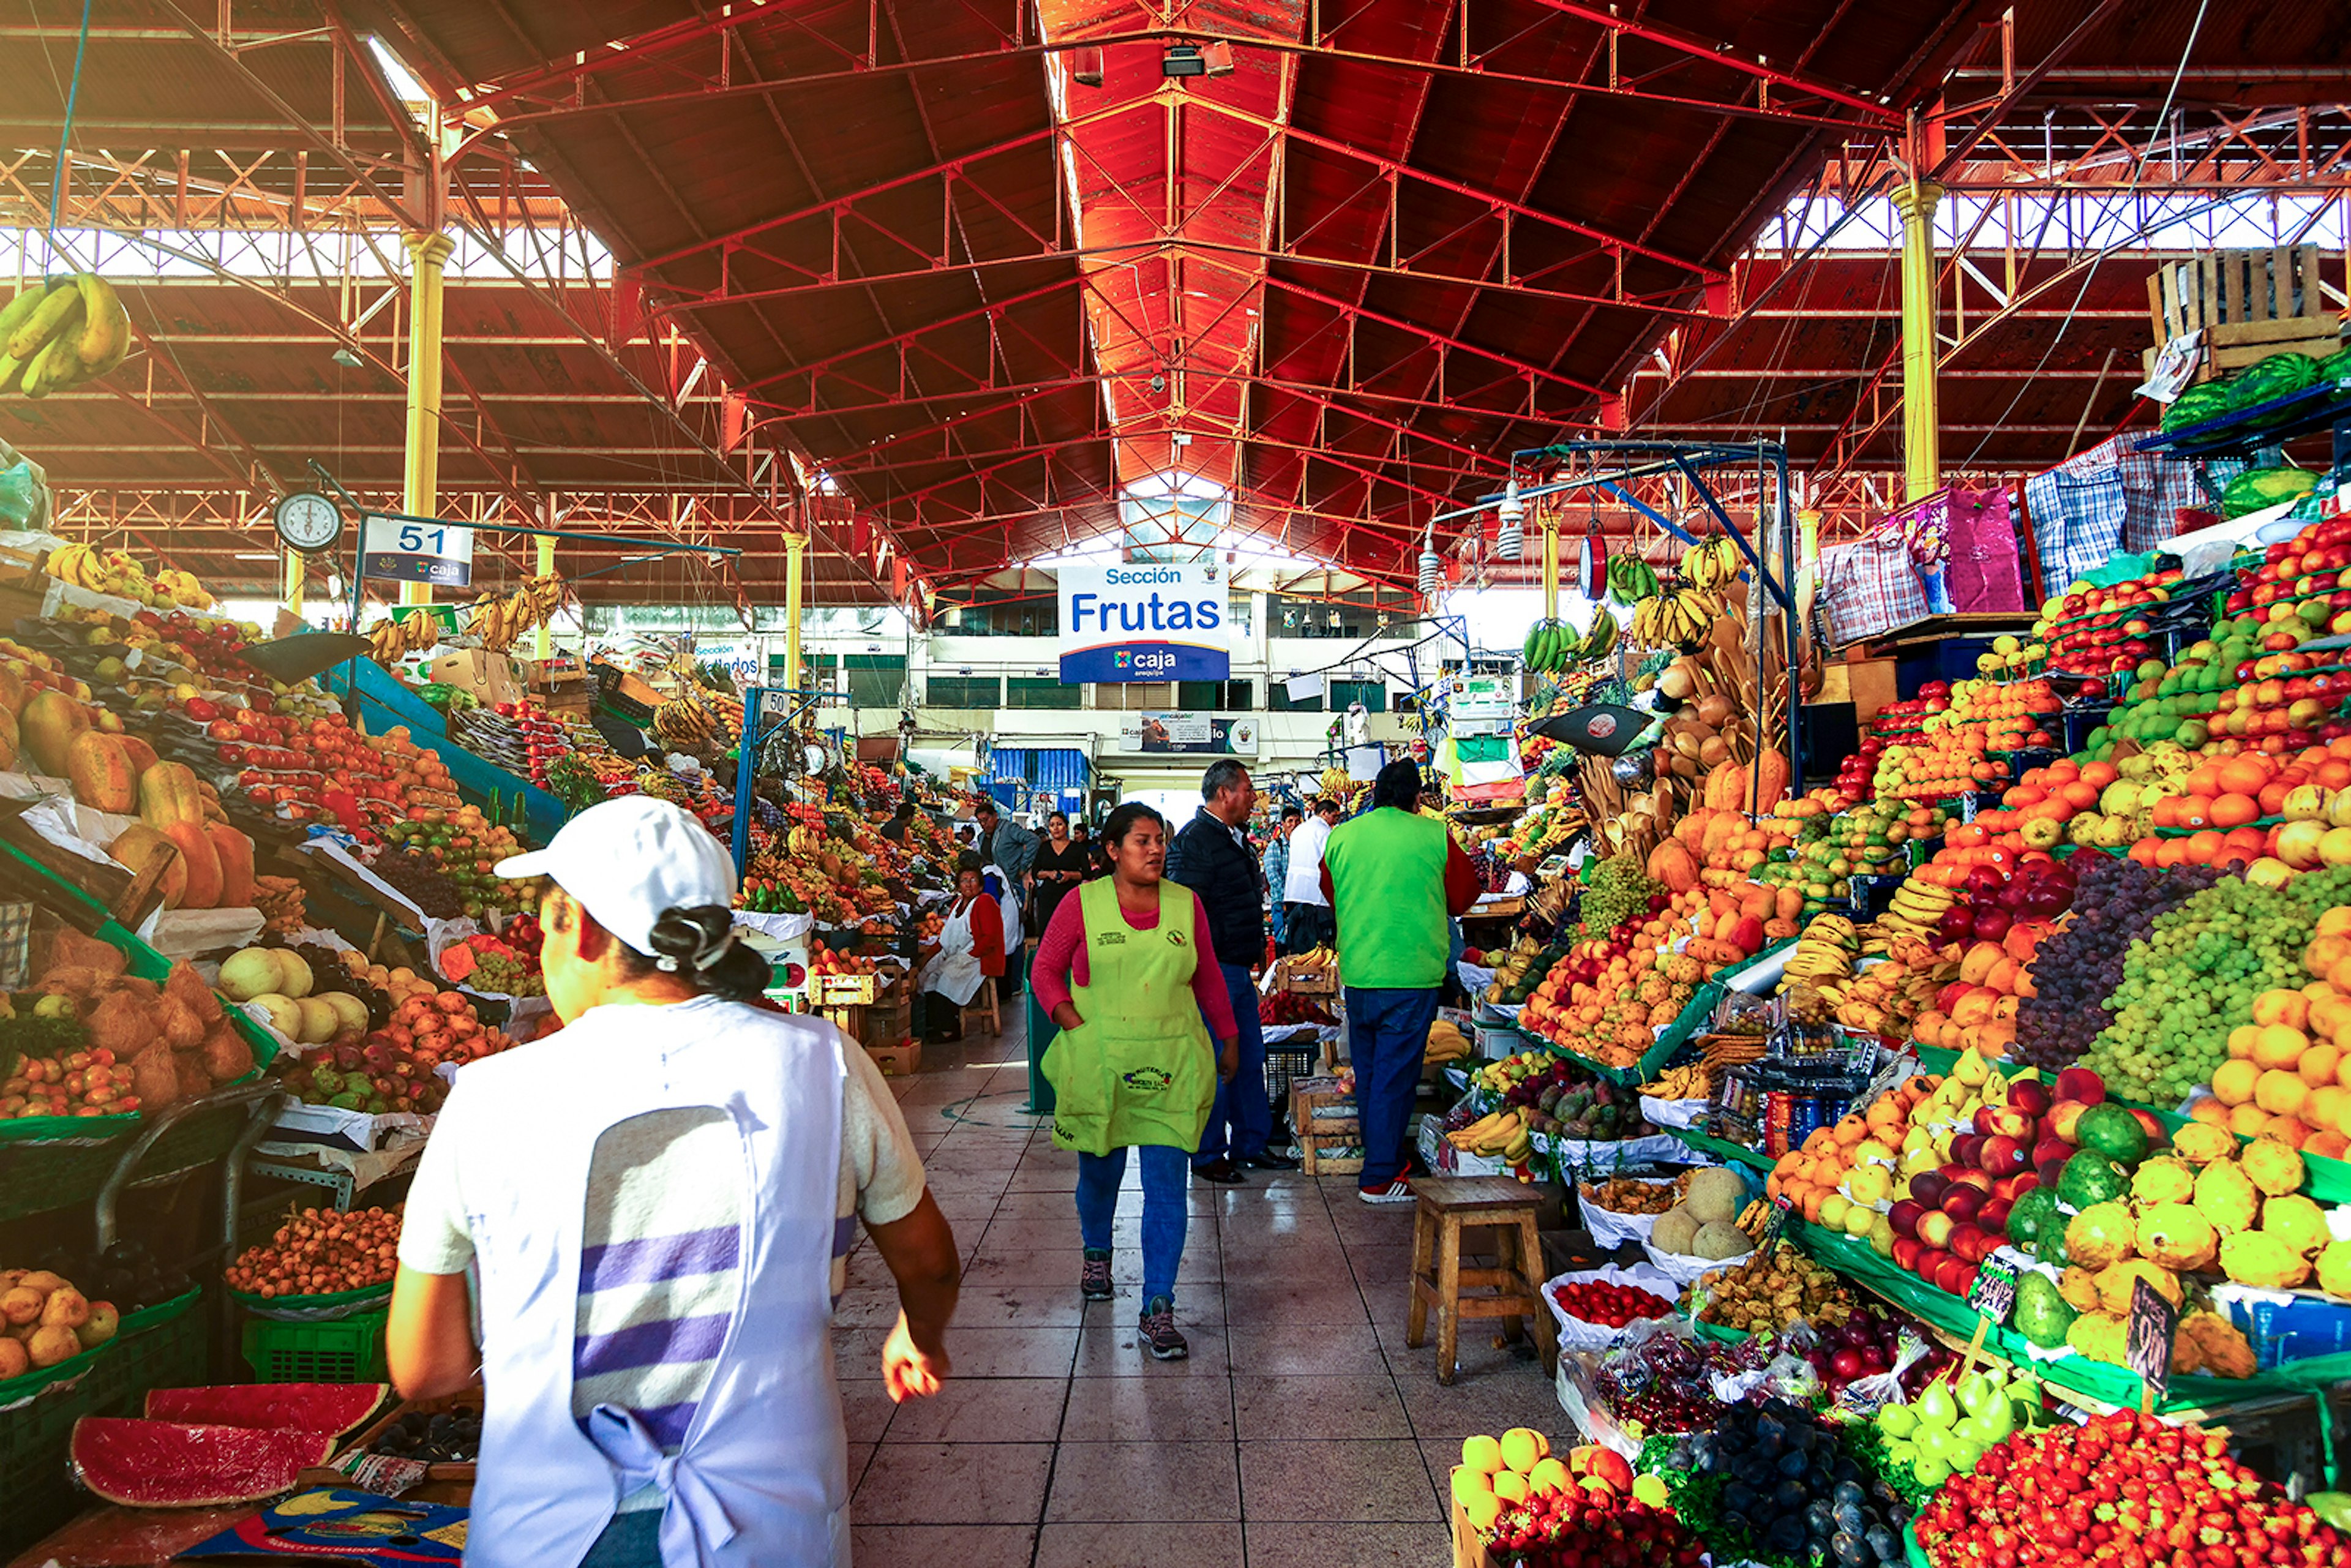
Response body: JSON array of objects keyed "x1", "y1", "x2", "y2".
[
  {"x1": 1820, "y1": 656, "x2": 1899, "y2": 719},
  {"x1": 426, "y1": 649, "x2": 523, "y2": 708}
]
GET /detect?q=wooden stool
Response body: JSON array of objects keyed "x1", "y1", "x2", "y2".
[
  {"x1": 959, "y1": 984, "x2": 1001, "y2": 1038},
  {"x1": 1406, "y1": 1176, "x2": 1558, "y2": 1386}
]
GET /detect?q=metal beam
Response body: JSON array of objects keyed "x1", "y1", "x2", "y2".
[{"x1": 1517, "y1": 0, "x2": 1902, "y2": 124}]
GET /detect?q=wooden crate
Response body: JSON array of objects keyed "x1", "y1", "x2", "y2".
[
  {"x1": 1449, "y1": 1484, "x2": 1496, "y2": 1568},
  {"x1": 1291, "y1": 1081, "x2": 1363, "y2": 1176},
  {"x1": 814, "y1": 971, "x2": 882, "y2": 1006},
  {"x1": 1280, "y1": 956, "x2": 1340, "y2": 995},
  {"x1": 2142, "y1": 244, "x2": 2347, "y2": 385}
]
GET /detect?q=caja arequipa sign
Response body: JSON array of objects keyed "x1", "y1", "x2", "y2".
[{"x1": 1056, "y1": 563, "x2": 1234, "y2": 684}]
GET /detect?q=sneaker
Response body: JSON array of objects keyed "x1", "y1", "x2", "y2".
[
  {"x1": 1358, "y1": 1178, "x2": 1414, "y2": 1205},
  {"x1": 1138, "y1": 1296, "x2": 1188, "y2": 1360},
  {"x1": 1242, "y1": 1150, "x2": 1301, "y2": 1171},
  {"x1": 1191, "y1": 1157, "x2": 1248, "y2": 1185},
  {"x1": 1079, "y1": 1250, "x2": 1113, "y2": 1302}
]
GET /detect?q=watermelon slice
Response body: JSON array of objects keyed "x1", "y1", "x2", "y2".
[
  {"x1": 70, "y1": 1418, "x2": 336, "y2": 1508},
  {"x1": 143, "y1": 1382, "x2": 387, "y2": 1438}
]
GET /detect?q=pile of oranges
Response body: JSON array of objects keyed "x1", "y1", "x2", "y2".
[{"x1": 2198, "y1": 906, "x2": 2351, "y2": 1158}]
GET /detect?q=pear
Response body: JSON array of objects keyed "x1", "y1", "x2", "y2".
[{"x1": 1917, "y1": 1381, "x2": 1959, "y2": 1430}]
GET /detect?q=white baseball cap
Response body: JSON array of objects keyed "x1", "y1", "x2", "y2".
[{"x1": 495, "y1": 795, "x2": 735, "y2": 956}]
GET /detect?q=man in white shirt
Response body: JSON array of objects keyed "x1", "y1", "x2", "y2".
[{"x1": 1281, "y1": 797, "x2": 1340, "y2": 953}]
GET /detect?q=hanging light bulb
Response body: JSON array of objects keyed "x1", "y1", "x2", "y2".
[
  {"x1": 1494, "y1": 479, "x2": 1524, "y2": 561},
  {"x1": 1416, "y1": 525, "x2": 1443, "y2": 595}
]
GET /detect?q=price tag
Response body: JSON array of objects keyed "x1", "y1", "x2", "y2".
[
  {"x1": 1967, "y1": 1257, "x2": 2019, "y2": 1326},
  {"x1": 362, "y1": 514, "x2": 474, "y2": 587},
  {"x1": 2126, "y1": 1277, "x2": 2179, "y2": 1408},
  {"x1": 1759, "y1": 1191, "x2": 1793, "y2": 1251}
]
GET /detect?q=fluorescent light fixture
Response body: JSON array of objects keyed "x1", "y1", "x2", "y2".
[
  {"x1": 233, "y1": 552, "x2": 277, "y2": 561},
  {"x1": 1163, "y1": 42, "x2": 1234, "y2": 79}
]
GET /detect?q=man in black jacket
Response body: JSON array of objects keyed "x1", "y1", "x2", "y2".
[{"x1": 1166, "y1": 759, "x2": 1293, "y2": 1182}]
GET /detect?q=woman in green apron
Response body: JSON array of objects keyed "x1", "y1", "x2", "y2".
[{"x1": 1030, "y1": 802, "x2": 1241, "y2": 1359}]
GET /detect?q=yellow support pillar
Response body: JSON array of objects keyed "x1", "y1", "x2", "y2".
[
  {"x1": 399, "y1": 231, "x2": 456, "y2": 607},
  {"x1": 782, "y1": 532, "x2": 807, "y2": 691},
  {"x1": 1540, "y1": 517, "x2": 1560, "y2": 624},
  {"x1": 282, "y1": 547, "x2": 304, "y2": 617},
  {"x1": 534, "y1": 534, "x2": 555, "y2": 660},
  {"x1": 1894, "y1": 179, "x2": 1943, "y2": 502}
]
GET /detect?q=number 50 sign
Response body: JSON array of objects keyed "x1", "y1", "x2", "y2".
[{"x1": 361, "y1": 515, "x2": 474, "y2": 587}]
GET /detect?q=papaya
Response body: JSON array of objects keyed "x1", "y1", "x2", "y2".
[
  {"x1": 162, "y1": 820, "x2": 222, "y2": 908},
  {"x1": 18, "y1": 689, "x2": 90, "y2": 776},
  {"x1": 1645, "y1": 839, "x2": 1698, "y2": 893},
  {"x1": 66, "y1": 732, "x2": 138, "y2": 814},
  {"x1": 118, "y1": 735, "x2": 157, "y2": 776},
  {"x1": 0, "y1": 705, "x2": 16, "y2": 770},
  {"x1": 206, "y1": 822, "x2": 254, "y2": 908},
  {"x1": 136, "y1": 761, "x2": 206, "y2": 830},
  {"x1": 1751, "y1": 747, "x2": 1790, "y2": 812},
  {"x1": 108, "y1": 823, "x2": 187, "y2": 909},
  {"x1": 1702, "y1": 759, "x2": 1745, "y2": 812},
  {"x1": 0, "y1": 665, "x2": 24, "y2": 713}
]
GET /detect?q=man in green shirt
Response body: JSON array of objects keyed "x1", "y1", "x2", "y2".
[{"x1": 1320, "y1": 760, "x2": 1483, "y2": 1202}]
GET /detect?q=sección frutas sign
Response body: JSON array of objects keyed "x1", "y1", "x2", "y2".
[{"x1": 1056, "y1": 563, "x2": 1233, "y2": 683}]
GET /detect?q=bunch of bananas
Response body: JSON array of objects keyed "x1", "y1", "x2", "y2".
[
  {"x1": 0, "y1": 275, "x2": 132, "y2": 397},
  {"x1": 653, "y1": 694, "x2": 718, "y2": 746},
  {"x1": 1316, "y1": 766, "x2": 1349, "y2": 800},
  {"x1": 1604, "y1": 553, "x2": 1659, "y2": 607},
  {"x1": 1629, "y1": 587, "x2": 1722, "y2": 648},
  {"x1": 462, "y1": 574, "x2": 564, "y2": 652},
  {"x1": 1877, "y1": 877, "x2": 1957, "y2": 943},
  {"x1": 1520, "y1": 618, "x2": 1575, "y2": 672},
  {"x1": 368, "y1": 608, "x2": 443, "y2": 665},
  {"x1": 1424, "y1": 1018, "x2": 1472, "y2": 1064},
  {"x1": 1637, "y1": 1063, "x2": 1709, "y2": 1099},
  {"x1": 1447, "y1": 1105, "x2": 1533, "y2": 1163},
  {"x1": 1679, "y1": 535, "x2": 1743, "y2": 590},
  {"x1": 1779, "y1": 913, "x2": 1859, "y2": 988},
  {"x1": 783, "y1": 824, "x2": 830, "y2": 857},
  {"x1": 43, "y1": 544, "x2": 209, "y2": 608},
  {"x1": 1733, "y1": 1198, "x2": 1774, "y2": 1242}
]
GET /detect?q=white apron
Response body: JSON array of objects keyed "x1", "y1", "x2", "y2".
[
  {"x1": 918, "y1": 898, "x2": 987, "y2": 1006},
  {"x1": 454, "y1": 997, "x2": 849, "y2": 1568}
]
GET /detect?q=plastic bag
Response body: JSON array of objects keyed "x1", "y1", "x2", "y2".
[
  {"x1": 1576, "y1": 1176, "x2": 1679, "y2": 1252},
  {"x1": 1540, "y1": 1262, "x2": 1684, "y2": 1351}
]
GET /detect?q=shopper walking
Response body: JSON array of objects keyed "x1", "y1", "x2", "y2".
[
  {"x1": 1321, "y1": 760, "x2": 1482, "y2": 1203},
  {"x1": 1281, "y1": 797, "x2": 1340, "y2": 953},
  {"x1": 1261, "y1": 805, "x2": 1302, "y2": 952},
  {"x1": 1166, "y1": 762, "x2": 1291, "y2": 1180},
  {"x1": 387, "y1": 796, "x2": 959, "y2": 1568},
  {"x1": 918, "y1": 866, "x2": 1005, "y2": 1042},
  {"x1": 1032, "y1": 803, "x2": 1241, "y2": 1359},
  {"x1": 1029, "y1": 812, "x2": 1090, "y2": 935},
  {"x1": 974, "y1": 800, "x2": 1040, "y2": 997}
]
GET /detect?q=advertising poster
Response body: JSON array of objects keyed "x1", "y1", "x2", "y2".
[{"x1": 1116, "y1": 713, "x2": 1258, "y2": 755}]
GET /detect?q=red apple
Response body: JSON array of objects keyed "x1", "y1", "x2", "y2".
[
  {"x1": 1944, "y1": 1168, "x2": 1994, "y2": 1195},
  {"x1": 1994, "y1": 1172, "x2": 2042, "y2": 1203},
  {"x1": 2047, "y1": 1101, "x2": 2090, "y2": 1143},
  {"x1": 1889, "y1": 1199, "x2": 1926, "y2": 1239},
  {"x1": 1916, "y1": 1212, "x2": 1956, "y2": 1250},
  {"x1": 2008, "y1": 1079, "x2": 2053, "y2": 1117},
  {"x1": 1980, "y1": 1136, "x2": 2028, "y2": 1177},
  {"x1": 2128, "y1": 1108, "x2": 2165, "y2": 1143},
  {"x1": 2036, "y1": 1156, "x2": 2071, "y2": 1188},
  {"x1": 1916, "y1": 1247, "x2": 1952, "y2": 1281},
  {"x1": 1892, "y1": 1236, "x2": 1924, "y2": 1272},
  {"x1": 1978, "y1": 1197, "x2": 2014, "y2": 1234},
  {"x1": 1952, "y1": 1134, "x2": 1986, "y2": 1169},
  {"x1": 2031, "y1": 1136, "x2": 2073, "y2": 1170},
  {"x1": 1910, "y1": 1171, "x2": 1950, "y2": 1210}
]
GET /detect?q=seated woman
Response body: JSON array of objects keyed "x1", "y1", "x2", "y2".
[{"x1": 918, "y1": 866, "x2": 1003, "y2": 1041}]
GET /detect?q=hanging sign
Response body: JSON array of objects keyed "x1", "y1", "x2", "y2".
[
  {"x1": 1056, "y1": 563, "x2": 1232, "y2": 683},
  {"x1": 1115, "y1": 713, "x2": 1258, "y2": 755},
  {"x1": 361, "y1": 516, "x2": 474, "y2": 588},
  {"x1": 2126, "y1": 1277, "x2": 2179, "y2": 1406}
]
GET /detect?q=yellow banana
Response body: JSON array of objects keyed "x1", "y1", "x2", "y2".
[
  {"x1": 4, "y1": 279, "x2": 78, "y2": 361},
  {"x1": 73, "y1": 275, "x2": 126, "y2": 370}
]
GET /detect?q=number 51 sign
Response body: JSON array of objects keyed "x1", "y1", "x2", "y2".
[{"x1": 361, "y1": 515, "x2": 474, "y2": 587}]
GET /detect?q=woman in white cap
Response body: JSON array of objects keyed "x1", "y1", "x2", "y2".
[{"x1": 386, "y1": 797, "x2": 961, "y2": 1568}]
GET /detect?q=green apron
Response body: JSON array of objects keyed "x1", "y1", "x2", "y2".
[{"x1": 1041, "y1": 877, "x2": 1218, "y2": 1157}]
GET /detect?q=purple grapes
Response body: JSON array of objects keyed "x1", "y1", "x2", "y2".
[{"x1": 2012, "y1": 854, "x2": 2223, "y2": 1068}]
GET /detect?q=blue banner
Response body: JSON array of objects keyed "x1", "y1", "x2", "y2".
[{"x1": 1059, "y1": 642, "x2": 1231, "y2": 683}]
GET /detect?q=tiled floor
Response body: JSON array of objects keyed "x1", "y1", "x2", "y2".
[{"x1": 836, "y1": 1019, "x2": 1557, "y2": 1567}]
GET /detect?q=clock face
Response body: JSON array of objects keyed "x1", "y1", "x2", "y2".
[{"x1": 274, "y1": 492, "x2": 344, "y2": 553}]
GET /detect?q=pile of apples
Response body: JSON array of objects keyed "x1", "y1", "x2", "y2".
[
  {"x1": 2225, "y1": 519, "x2": 2351, "y2": 638},
  {"x1": 2034, "y1": 568, "x2": 2186, "y2": 677}
]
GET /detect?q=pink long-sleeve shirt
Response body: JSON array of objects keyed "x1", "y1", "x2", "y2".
[{"x1": 1028, "y1": 882, "x2": 1241, "y2": 1041}]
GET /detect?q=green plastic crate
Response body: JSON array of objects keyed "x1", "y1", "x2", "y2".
[{"x1": 242, "y1": 1308, "x2": 388, "y2": 1384}]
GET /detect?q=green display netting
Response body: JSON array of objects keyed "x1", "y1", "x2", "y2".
[
  {"x1": 1671, "y1": 1128, "x2": 1772, "y2": 1171},
  {"x1": 1785, "y1": 1216, "x2": 2351, "y2": 1412}
]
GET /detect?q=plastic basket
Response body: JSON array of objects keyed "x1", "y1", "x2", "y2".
[
  {"x1": 230, "y1": 1280, "x2": 394, "y2": 1323},
  {"x1": 242, "y1": 1308, "x2": 388, "y2": 1384}
]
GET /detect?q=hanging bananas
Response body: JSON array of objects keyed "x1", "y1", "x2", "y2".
[
  {"x1": 369, "y1": 608, "x2": 443, "y2": 666},
  {"x1": 0, "y1": 275, "x2": 133, "y2": 398},
  {"x1": 462, "y1": 574, "x2": 565, "y2": 653},
  {"x1": 1630, "y1": 587, "x2": 1722, "y2": 650},
  {"x1": 1603, "y1": 553, "x2": 1659, "y2": 607},
  {"x1": 1679, "y1": 535, "x2": 1744, "y2": 591}
]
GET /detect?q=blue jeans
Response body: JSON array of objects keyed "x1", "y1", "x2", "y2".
[
  {"x1": 1076, "y1": 1143, "x2": 1190, "y2": 1308},
  {"x1": 1346, "y1": 986, "x2": 1441, "y2": 1187},
  {"x1": 580, "y1": 1510, "x2": 662, "y2": 1567},
  {"x1": 1194, "y1": 962, "x2": 1270, "y2": 1166}
]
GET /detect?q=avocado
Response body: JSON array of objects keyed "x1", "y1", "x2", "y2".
[{"x1": 2013, "y1": 1270, "x2": 2079, "y2": 1350}]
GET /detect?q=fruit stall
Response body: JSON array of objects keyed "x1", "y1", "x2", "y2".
[{"x1": 1411, "y1": 371, "x2": 2351, "y2": 1568}]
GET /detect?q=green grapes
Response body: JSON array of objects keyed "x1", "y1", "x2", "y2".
[
  {"x1": 1578, "y1": 853, "x2": 1662, "y2": 941},
  {"x1": 2085, "y1": 866, "x2": 2351, "y2": 1105}
]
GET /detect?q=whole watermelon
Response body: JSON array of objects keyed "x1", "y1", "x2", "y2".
[
  {"x1": 2220, "y1": 467, "x2": 2317, "y2": 519},
  {"x1": 2228, "y1": 350, "x2": 2321, "y2": 411}
]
